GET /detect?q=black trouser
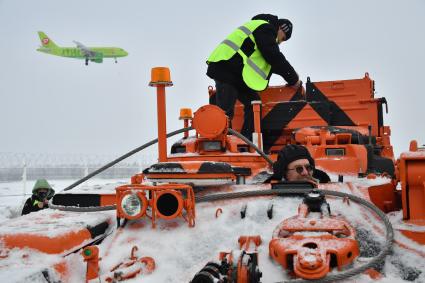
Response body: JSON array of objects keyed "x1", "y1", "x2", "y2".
[{"x1": 214, "y1": 80, "x2": 260, "y2": 141}]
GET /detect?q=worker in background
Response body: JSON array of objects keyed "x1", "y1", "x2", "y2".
[
  {"x1": 272, "y1": 144, "x2": 330, "y2": 184},
  {"x1": 207, "y1": 13, "x2": 301, "y2": 140},
  {"x1": 21, "y1": 178, "x2": 55, "y2": 215}
]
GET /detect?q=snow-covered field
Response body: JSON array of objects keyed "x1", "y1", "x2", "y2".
[{"x1": 0, "y1": 179, "x2": 424, "y2": 282}]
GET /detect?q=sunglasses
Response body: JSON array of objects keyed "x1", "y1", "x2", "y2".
[{"x1": 287, "y1": 164, "x2": 313, "y2": 174}]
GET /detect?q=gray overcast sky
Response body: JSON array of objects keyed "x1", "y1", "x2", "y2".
[{"x1": 0, "y1": 0, "x2": 424, "y2": 158}]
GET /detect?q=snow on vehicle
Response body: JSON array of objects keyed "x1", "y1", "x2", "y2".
[{"x1": 0, "y1": 67, "x2": 424, "y2": 282}]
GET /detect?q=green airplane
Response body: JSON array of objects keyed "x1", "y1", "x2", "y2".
[{"x1": 36, "y1": 31, "x2": 128, "y2": 65}]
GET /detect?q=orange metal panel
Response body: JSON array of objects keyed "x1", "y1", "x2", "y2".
[
  {"x1": 144, "y1": 172, "x2": 236, "y2": 180},
  {"x1": 100, "y1": 194, "x2": 117, "y2": 206},
  {"x1": 1, "y1": 229, "x2": 92, "y2": 254},
  {"x1": 312, "y1": 75, "x2": 380, "y2": 136},
  {"x1": 260, "y1": 85, "x2": 298, "y2": 103},
  {"x1": 307, "y1": 144, "x2": 368, "y2": 175},
  {"x1": 367, "y1": 183, "x2": 398, "y2": 213},
  {"x1": 399, "y1": 230, "x2": 425, "y2": 245},
  {"x1": 287, "y1": 104, "x2": 328, "y2": 129},
  {"x1": 400, "y1": 155, "x2": 425, "y2": 222}
]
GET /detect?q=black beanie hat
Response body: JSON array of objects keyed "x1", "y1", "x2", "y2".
[
  {"x1": 278, "y1": 18, "x2": 293, "y2": 40},
  {"x1": 272, "y1": 145, "x2": 315, "y2": 180},
  {"x1": 252, "y1": 14, "x2": 279, "y2": 30}
]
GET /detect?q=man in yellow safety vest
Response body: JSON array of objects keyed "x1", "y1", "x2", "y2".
[{"x1": 207, "y1": 14, "x2": 301, "y2": 140}]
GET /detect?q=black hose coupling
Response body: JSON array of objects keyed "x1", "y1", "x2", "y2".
[{"x1": 303, "y1": 189, "x2": 331, "y2": 215}]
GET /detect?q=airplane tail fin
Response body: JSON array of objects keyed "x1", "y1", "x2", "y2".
[{"x1": 37, "y1": 31, "x2": 59, "y2": 49}]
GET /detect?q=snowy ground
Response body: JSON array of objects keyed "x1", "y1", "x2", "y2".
[{"x1": 0, "y1": 178, "x2": 424, "y2": 283}]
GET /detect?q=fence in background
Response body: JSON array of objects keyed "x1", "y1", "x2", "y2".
[{"x1": 0, "y1": 152, "x2": 157, "y2": 182}]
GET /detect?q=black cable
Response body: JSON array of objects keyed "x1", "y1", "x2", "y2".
[
  {"x1": 227, "y1": 128, "x2": 273, "y2": 166},
  {"x1": 63, "y1": 127, "x2": 192, "y2": 191},
  {"x1": 196, "y1": 188, "x2": 394, "y2": 283}
]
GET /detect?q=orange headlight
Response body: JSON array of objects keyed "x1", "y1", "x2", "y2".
[{"x1": 118, "y1": 191, "x2": 148, "y2": 220}]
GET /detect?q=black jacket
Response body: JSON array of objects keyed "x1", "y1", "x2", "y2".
[
  {"x1": 21, "y1": 195, "x2": 49, "y2": 215},
  {"x1": 207, "y1": 14, "x2": 299, "y2": 91}
]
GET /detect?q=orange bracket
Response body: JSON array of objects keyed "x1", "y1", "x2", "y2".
[
  {"x1": 82, "y1": 246, "x2": 100, "y2": 283},
  {"x1": 215, "y1": 208, "x2": 223, "y2": 218},
  {"x1": 238, "y1": 235, "x2": 262, "y2": 251},
  {"x1": 106, "y1": 245, "x2": 155, "y2": 282},
  {"x1": 218, "y1": 237, "x2": 262, "y2": 282},
  {"x1": 398, "y1": 140, "x2": 425, "y2": 244},
  {"x1": 116, "y1": 183, "x2": 196, "y2": 229}
]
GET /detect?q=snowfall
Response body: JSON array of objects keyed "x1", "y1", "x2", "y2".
[{"x1": 0, "y1": 176, "x2": 424, "y2": 283}]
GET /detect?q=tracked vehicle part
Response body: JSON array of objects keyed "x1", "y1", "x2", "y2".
[
  {"x1": 105, "y1": 246, "x2": 155, "y2": 282},
  {"x1": 192, "y1": 236, "x2": 262, "y2": 283},
  {"x1": 192, "y1": 104, "x2": 228, "y2": 139},
  {"x1": 223, "y1": 74, "x2": 395, "y2": 175},
  {"x1": 82, "y1": 246, "x2": 99, "y2": 282},
  {"x1": 240, "y1": 203, "x2": 247, "y2": 219},
  {"x1": 0, "y1": 210, "x2": 111, "y2": 255},
  {"x1": 196, "y1": 188, "x2": 394, "y2": 283},
  {"x1": 116, "y1": 183, "x2": 196, "y2": 228},
  {"x1": 144, "y1": 104, "x2": 272, "y2": 186},
  {"x1": 398, "y1": 140, "x2": 425, "y2": 244},
  {"x1": 303, "y1": 190, "x2": 330, "y2": 215},
  {"x1": 143, "y1": 161, "x2": 239, "y2": 186},
  {"x1": 269, "y1": 190, "x2": 359, "y2": 279},
  {"x1": 267, "y1": 202, "x2": 274, "y2": 219},
  {"x1": 191, "y1": 262, "x2": 224, "y2": 283}
]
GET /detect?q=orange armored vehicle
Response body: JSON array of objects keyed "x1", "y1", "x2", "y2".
[{"x1": 0, "y1": 67, "x2": 424, "y2": 282}]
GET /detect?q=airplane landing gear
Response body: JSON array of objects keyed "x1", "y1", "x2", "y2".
[
  {"x1": 114, "y1": 58, "x2": 117, "y2": 63},
  {"x1": 85, "y1": 58, "x2": 88, "y2": 66}
]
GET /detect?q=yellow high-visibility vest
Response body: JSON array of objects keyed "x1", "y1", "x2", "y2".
[{"x1": 207, "y1": 20, "x2": 272, "y2": 91}]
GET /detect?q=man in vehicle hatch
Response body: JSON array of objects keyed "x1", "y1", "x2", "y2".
[
  {"x1": 21, "y1": 178, "x2": 55, "y2": 215},
  {"x1": 207, "y1": 13, "x2": 301, "y2": 141},
  {"x1": 272, "y1": 144, "x2": 330, "y2": 184}
]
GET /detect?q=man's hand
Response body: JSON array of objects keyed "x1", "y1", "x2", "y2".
[
  {"x1": 290, "y1": 80, "x2": 302, "y2": 89},
  {"x1": 287, "y1": 80, "x2": 305, "y2": 96},
  {"x1": 37, "y1": 200, "x2": 48, "y2": 208}
]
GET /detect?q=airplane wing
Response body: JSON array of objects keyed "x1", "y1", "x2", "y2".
[{"x1": 73, "y1": 41, "x2": 98, "y2": 58}]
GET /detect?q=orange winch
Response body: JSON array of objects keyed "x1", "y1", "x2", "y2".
[{"x1": 269, "y1": 190, "x2": 360, "y2": 280}]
